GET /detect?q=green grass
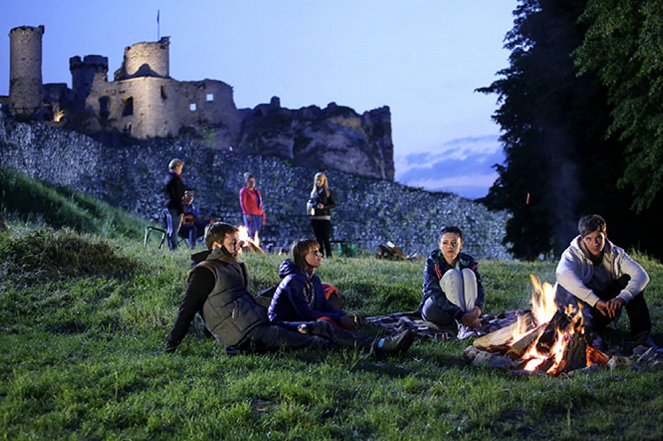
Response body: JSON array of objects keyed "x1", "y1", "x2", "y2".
[
  {"x1": 0, "y1": 166, "x2": 149, "y2": 239},
  {"x1": 0, "y1": 225, "x2": 662, "y2": 440}
]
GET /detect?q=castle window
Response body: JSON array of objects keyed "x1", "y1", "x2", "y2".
[
  {"x1": 206, "y1": 93, "x2": 214, "y2": 102},
  {"x1": 99, "y1": 96, "x2": 110, "y2": 119},
  {"x1": 122, "y1": 97, "x2": 134, "y2": 116},
  {"x1": 190, "y1": 103, "x2": 197, "y2": 112},
  {"x1": 161, "y1": 85, "x2": 167, "y2": 99}
]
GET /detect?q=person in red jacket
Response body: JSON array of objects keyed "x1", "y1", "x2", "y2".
[{"x1": 239, "y1": 172, "x2": 265, "y2": 242}]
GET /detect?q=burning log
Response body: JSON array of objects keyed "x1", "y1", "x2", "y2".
[
  {"x1": 506, "y1": 324, "x2": 545, "y2": 359},
  {"x1": 237, "y1": 226, "x2": 264, "y2": 253},
  {"x1": 473, "y1": 311, "x2": 535, "y2": 348},
  {"x1": 535, "y1": 309, "x2": 571, "y2": 355},
  {"x1": 586, "y1": 346, "x2": 609, "y2": 368},
  {"x1": 555, "y1": 332, "x2": 587, "y2": 374},
  {"x1": 484, "y1": 344, "x2": 512, "y2": 354},
  {"x1": 537, "y1": 356, "x2": 556, "y2": 373}
]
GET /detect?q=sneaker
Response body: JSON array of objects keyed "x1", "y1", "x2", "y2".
[
  {"x1": 457, "y1": 323, "x2": 486, "y2": 340},
  {"x1": 374, "y1": 329, "x2": 415, "y2": 354},
  {"x1": 632, "y1": 332, "x2": 659, "y2": 349}
]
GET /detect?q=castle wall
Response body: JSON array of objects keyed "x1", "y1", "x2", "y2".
[
  {"x1": 176, "y1": 79, "x2": 244, "y2": 148},
  {"x1": 9, "y1": 25, "x2": 44, "y2": 116},
  {"x1": 70, "y1": 55, "x2": 108, "y2": 112},
  {"x1": 42, "y1": 83, "x2": 73, "y2": 122},
  {"x1": 86, "y1": 76, "x2": 181, "y2": 138},
  {"x1": 0, "y1": 112, "x2": 511, "y2": 260}
]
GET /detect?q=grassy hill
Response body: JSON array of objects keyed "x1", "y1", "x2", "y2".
[
  {"x1": 0, "y1": 170, "x2": 662, "y2": 440},
  {"x1": 0, "y1": 166, "x2": 149, "y2": 239}
]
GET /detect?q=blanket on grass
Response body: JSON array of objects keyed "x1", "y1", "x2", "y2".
[{"x1": 365, "y1": 311, "x2": 454, "y2": 341}]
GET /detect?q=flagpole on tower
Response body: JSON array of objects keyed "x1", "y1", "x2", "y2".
[{"x1": 157, "y1": 10, "x2": 161, "y2": 40}]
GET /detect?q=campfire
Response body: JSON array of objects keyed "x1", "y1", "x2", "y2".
[
  {"x1": 237, "y1": 226, "x2": 264, "y2": 253},
  {"x1": 472, "y1": 275, "x2": 609, "y2": 375}
]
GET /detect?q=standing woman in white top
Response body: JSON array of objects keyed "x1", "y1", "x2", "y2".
[{"x1": 307, "y1": 172, "x2": 336, "y2": 258}]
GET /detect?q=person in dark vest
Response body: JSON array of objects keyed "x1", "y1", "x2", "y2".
[
  {"x1": 166, "y1": 222, "x2": 414, "y2": 354},
  {"x1": 163, "y1": 158, "x2": 186, "y2": 250}
]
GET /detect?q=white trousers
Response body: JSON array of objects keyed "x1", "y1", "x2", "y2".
[{"x1": 440, "y1": 268, "x2": 478, "y2": 312}]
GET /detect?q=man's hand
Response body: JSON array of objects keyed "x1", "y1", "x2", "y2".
[
  {"x1": 595, "y1": 298, "x2": 625, "y2": 318},
  {"x1": 246, "y1": 214, "x2": 252, "y2": 222},
  {"x1": 460, "y1": 307, "x2": 482, "y2": 328},
  {"x1": 340, "y1": 314, "x2": 361, "y2": 330}
]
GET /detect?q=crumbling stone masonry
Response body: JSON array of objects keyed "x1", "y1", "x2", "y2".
[{"x1": 1, "y1": 25, "x2": 394, "y2": 180}]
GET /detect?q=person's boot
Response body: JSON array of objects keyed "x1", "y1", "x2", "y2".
[
  {"x1": 632, "y1": 331, "x2": 659, "y2": 350},
  {"x1": 373, "y1": 329, "x2": 415, "y2": 354}
]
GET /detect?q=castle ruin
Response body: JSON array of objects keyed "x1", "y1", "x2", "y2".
[{"x1": 0, "y1": 25, "x2": 394, "y2": 180}]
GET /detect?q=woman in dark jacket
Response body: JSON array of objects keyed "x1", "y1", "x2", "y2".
[
  {"x1": 420, "y1": 226, "x2": 486, "y2": 338},
  {"x1": 307, "y1": 172, "x2": 336, "y2": 258},
  {"x1": 164, "y1": 158, "x2": 185, "y2": 250},
  {"x1": 268, "y1": 239, "x2": 359, "y2": 330}
]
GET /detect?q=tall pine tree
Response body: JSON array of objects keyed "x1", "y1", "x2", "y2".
[{"x1": 478, "y1": 0, "x2": 653, "y2": 259}]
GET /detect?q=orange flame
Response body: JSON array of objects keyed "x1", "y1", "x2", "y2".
[
  {"x1": 512, "y1": 275, "x2": 595, "y2": 375},
  {"x1": 529, "y1": 275, "x2": 558, "y2": 326},
  {"x1": 237, "y1": 226, "x2": 263, "y2": 253}
]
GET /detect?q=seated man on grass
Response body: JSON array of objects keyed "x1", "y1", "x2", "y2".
[
  {"x1": 166, "y1": 222, "x2": 414, "y2": 355},
  {"x1": 555, "y1": 214, "x2": 657, "y2": 350},
  {"x1": 178, "y1": 191, "x2": 210, "y2": 249}
]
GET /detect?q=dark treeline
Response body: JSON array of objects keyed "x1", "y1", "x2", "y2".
[{"x1": 478, "y1": 0, "x2": 663, "y2": 260}]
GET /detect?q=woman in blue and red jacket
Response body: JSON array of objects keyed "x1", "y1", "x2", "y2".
[
  {"x1": 420, "y1": 226, "x2": 485, "y2": 336},
  {"x1": 268, "y1": 239, "x2": 359, "y2": 330}
]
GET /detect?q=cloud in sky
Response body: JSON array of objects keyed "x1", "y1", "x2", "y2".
[{"x1": 395, "y1": 135, "x2": 504, "y2": 199}]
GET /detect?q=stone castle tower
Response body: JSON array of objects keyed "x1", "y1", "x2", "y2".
[{"x1": 8, "y1": 25, "x2": 44, "y2": 116}]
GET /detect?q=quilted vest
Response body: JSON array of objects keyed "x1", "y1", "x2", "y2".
[{"x1": 193, "y1": 258, "x2": 268, "y2": 346}]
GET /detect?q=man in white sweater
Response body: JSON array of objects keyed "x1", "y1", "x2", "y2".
[{"x1": 555, "y1": 214, "x2": 656, "y2": 349}]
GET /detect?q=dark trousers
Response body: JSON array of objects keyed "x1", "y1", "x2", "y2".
[
  {"x1": 241, "y1": 320, "x2": 373, "y2": 352},
  {"x1": 179, "y1": 222, "x2": 206, "y2": 249},
  {"x1": 311, "y1": 219, "x2": 333, "y2": 257},
  {"x1": 421, "y1": 298, "x2": 458, "y2": 333},
  {"x1": 559, "y1": 275, "x2": 652, "y2": 338},
  {"x1": 592, "y1": 276, "x2": 651, "y2": 338}
]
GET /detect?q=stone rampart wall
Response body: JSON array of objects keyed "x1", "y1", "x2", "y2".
[{"x1": 0, "y1": 113, "x2": 511, "y2": 259}]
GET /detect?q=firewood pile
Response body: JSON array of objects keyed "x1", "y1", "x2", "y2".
[
  {"x1": 376, "y1": 241, "x2": 423, "y2": 261},
  {"x1": 464, "y1": 308, "x2": 663, "y2": 376}
]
